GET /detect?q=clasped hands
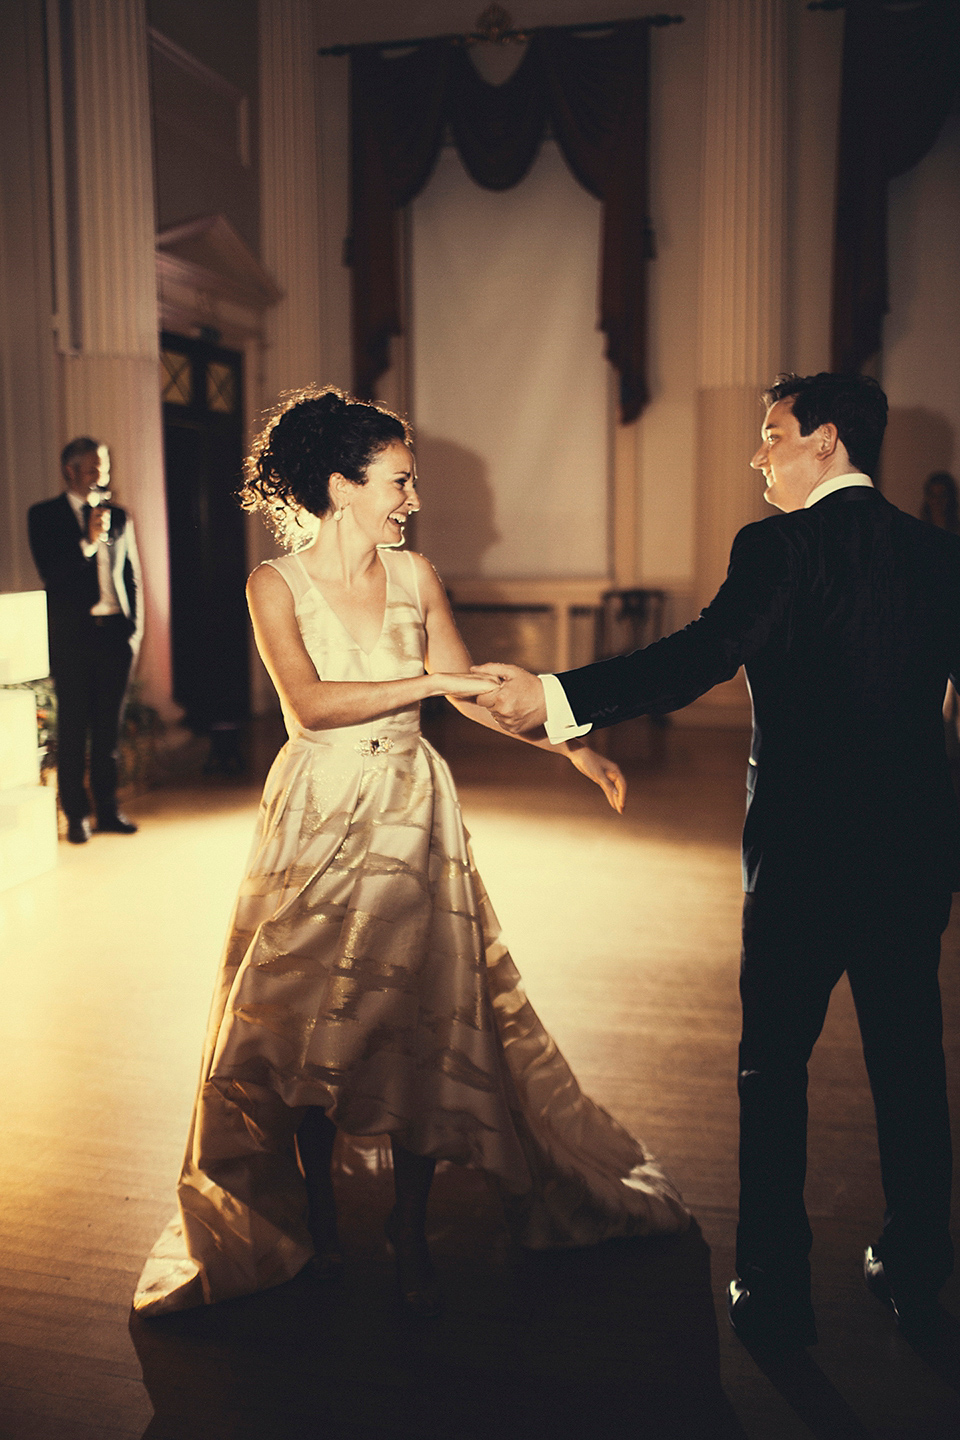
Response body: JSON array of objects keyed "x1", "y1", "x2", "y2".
[
  {"x1": 434, "y1": 663, "x2": 546, "y2": 731},
  {"x1": 440, "y1": 664, "x2": 625, "y2": 814},
  {"x1": 470, "y1": 663, "x2": 548, "y2": 733}
]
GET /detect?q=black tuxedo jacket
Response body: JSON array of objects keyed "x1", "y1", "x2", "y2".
[
  {"x1": 561, "y1": 488, "x2": 960, "y2": 894},
  {"x1": 28, "y1": 493, "x2": 142, "y2": 669}
]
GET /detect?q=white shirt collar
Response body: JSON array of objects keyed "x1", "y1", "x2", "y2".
[{"x1": 804, "y1": 473, "x2": 874, "y2": 509}]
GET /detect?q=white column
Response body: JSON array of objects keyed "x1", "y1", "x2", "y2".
[
  {"x1": 53, "y1": 0, "x2": 172, "y2": 714},
  {"x1": 250, "y1": 0, "x2": 328, "y2": 711},
  {"x1": 258, "y1": 0, "x2": 326, "y2": 401},
  {"x1": 69, "y1": 0, "x2": 157, "y2": 357},
  {"x1": 0, "y1": 0, "x2": 60, "y2": 594},
  {"x1": 693, "y1": 0, "x2": 786, "y2": 720},
  {"x1": 698, "y1": 0, "x2": 785, "y2": 401}
]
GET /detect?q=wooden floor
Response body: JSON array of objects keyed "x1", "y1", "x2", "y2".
[{"x1": 1, "y1": 717, "x2": 958, "y2": 1439}]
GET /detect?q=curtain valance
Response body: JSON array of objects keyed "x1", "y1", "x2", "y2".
[
  {"x1": 350, "y1": 20, "x2": 653, "y2": 421},
  {"x1": 832, "y1": 0, "x2": 960, "y2": 374}
]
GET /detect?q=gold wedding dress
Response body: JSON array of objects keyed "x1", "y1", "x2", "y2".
[{"x1": 134, "y1": 548, "x2": 688, "y2": 1314}]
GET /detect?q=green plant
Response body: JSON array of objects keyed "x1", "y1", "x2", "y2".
[
  {"x1": 1, "y1": 677, "x2": 58, "y2": 778},
  {"x1": 1, "y1": 676, "x2": 163, "y2": 788}
]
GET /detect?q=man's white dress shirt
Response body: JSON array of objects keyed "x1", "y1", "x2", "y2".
[{"x1": 67, "y1": 490, "x2": 122, "y2": 616}]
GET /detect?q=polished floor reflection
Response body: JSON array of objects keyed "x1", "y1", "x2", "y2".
[{"x1": 0, "y1": 719, "x2": 958, "y2": 1438}]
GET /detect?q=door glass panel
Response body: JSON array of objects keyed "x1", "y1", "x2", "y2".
[
  {"x1": 161, "y1": 349, "x2": 192, "y2": 405},
  {"x1": 207, "y1": 361, "x2": 237, "y2": 413}
]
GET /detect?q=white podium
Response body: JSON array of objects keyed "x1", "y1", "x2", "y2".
[{"x1": 0, "y1": 592, "x2": 57, "y2": 891}]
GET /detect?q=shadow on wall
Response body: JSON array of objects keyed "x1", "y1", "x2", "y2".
[
  {"x1": 411, "y1": 433, "x2": 500, "y2": 578},
  {"x1": 410, "y1": 433, "x2": 564, "y2": 671},
  {"x1": 880, "y1": 407, "x2": 956, "y2": 517}
]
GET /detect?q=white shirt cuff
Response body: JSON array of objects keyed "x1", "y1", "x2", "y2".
[
  {"x1": 80, "y1": 538, "x2": 99, "y2": 558},
  {"x1": 539, "y1": 672, "x2": 592, "y2": 743}
]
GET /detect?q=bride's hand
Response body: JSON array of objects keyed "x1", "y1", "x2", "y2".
[
  {"x1": 431, "y1": 672, "x2": 502, "y2": 699},
  {"x1": 567, "y1": 746, "x2": 626, "y2": 814}
]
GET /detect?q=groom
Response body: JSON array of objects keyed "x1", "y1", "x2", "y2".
[{"x1": 475, "y1": 372, "x2": 959, "y2": 1349}]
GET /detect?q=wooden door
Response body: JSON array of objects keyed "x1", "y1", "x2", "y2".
[{"x1": 160, "y1": 332, "x2": 249, "y2": 733}]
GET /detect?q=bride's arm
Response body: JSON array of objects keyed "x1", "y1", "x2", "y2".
[
  {"x1": 247, "y1": 564, "x2": 496, "y2": 729},
  {"x1": 416, "y1": 555, "x2": 626, "y2": 812}
]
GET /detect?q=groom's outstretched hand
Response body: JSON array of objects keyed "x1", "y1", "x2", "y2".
[{"x1": 471, "y1": 663, "x2": 547, "y2": 732}]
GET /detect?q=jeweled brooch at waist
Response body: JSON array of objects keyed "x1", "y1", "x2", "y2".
[{"x1": 356, "y1": 736, "x2": 393, "y2": 755}]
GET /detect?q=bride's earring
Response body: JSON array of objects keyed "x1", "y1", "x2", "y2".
[{"x1": 332, "y1": 508, "x2": 343, "y2": 522}]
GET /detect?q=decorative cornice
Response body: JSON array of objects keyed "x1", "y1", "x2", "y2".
[{"x1": 157, "y1": 215, "x2": 282, "y2": 308}]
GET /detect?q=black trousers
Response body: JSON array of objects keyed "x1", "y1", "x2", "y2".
[
  {"x1": 736, "y1": 880, "x2": 953, "y2": 1302},
  {"x1": 52, "y1": 616, "x2": 134, "y2": 823}
]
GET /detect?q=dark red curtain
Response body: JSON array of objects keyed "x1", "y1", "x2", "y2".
[
  {"x1": 832, "y1": 0, "x2": 960, "y2": 374},
  {"x1": 350, "y1": 21, "x2": 652, "y2": 421}
]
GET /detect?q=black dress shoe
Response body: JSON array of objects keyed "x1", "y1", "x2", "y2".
[
  {"x1": 66, "y1": 817, "x2": 90, "y2": 844},
  {"x1": 864, "y1": 1246, "x2": 945, "y2": 1341},
  {"x1": 727, "y1": 1278, "x2": 818, "y2": 1351},
  {"x1": 96, "y1": 813, "x2": 138, "y2": 834}
]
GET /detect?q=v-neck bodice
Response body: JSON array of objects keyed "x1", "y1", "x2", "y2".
[
  {"x1": 265, "y1": 546, "x2": 426, "y2": 748},
  {"x1": 292, "y1": 553, "x2": 387, "y2": 657}
]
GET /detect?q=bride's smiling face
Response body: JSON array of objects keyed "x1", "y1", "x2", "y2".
[{"x1": 337, "y1": 440, "x2": 419, "y2": 545}]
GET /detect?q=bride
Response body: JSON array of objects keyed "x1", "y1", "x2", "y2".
[{"x1": 134, "y1": 387, "x2": 688, "y2": 1320}]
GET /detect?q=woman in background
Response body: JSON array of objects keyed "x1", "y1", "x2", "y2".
[{"x1": 135, "y1": 388, "x2": 687, "y2": 1320}]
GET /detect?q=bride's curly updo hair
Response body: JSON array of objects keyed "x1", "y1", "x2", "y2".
[{"x1": 240, "y1": 385, "x2": 412, "y2": 546}]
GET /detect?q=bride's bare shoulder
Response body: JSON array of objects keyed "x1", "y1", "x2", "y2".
[
  {"x1": 406, "y1": 550, "x2": 445, "y2": 590},
  {"x1": 246, "y1": 559, "x2": 296, "y2": 605},
  {"x1": 248, "y1": 558, "x2": 281, "y2": 586}
]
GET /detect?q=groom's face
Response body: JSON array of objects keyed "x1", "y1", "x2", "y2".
[{"x1": 751, "y1": 400, "x2": 821, "y2": 512}]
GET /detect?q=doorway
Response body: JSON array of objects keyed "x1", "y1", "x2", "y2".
[{"x1": 160, "y1": 332, "x2": 249, "y2": 750}]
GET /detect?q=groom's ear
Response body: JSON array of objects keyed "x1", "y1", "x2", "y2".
[{"x1": 816, "y1": 423, "x2": 839, "y2": 458}]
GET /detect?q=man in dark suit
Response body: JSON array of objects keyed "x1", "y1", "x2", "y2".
[
  {"x1": 28, "y1": 438, "x2": 142, "y2": 844},
  {"x1": 475, "y1": 373, "x2": 959, "y2": 1348}
]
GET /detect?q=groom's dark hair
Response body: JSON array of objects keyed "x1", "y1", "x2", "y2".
[{"x1": 763, "y1": 373, "x2": 888, "y2": 476}]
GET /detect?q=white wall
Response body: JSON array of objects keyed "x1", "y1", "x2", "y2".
[
  {"x1": 882, "y1": 113, "x2": 960, "y2": 517},
  {"x1": 410, "y1": 142, "x2": 608, "y2": 580},
  {"x1": 636, "y1": 3, "x2": 703, "y2": 593}
]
